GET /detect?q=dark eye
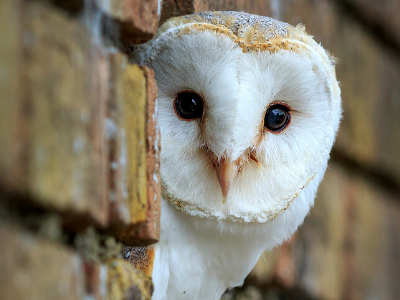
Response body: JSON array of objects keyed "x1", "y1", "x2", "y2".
[
  {"x1": 264, "y1": 104, "x2": 291, "y2": 132},
  {"x1": 174, "y1": 91, "x2": 204, "y2": 120}
]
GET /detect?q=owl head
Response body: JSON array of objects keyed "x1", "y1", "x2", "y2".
[{"x1": 132, "y1": 12, "x2": 341, "y2": 228}]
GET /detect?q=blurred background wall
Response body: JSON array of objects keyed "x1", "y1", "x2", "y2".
[{"x1": 1, "y1": 0, "x2": 400, "y2": 299}]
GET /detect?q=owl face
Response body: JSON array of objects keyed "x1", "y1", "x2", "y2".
[{"x1": 133, "y1": 12, "x2": 341, "y2": 223}]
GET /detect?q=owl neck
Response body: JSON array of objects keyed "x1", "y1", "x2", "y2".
[{"x1": 151, "y1": 198, "x2": 265, "y2": 300}]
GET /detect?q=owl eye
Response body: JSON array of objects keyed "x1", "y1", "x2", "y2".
[
  {"x1": 174, "y1": 91, "x2": 204, "y2": 120},
  {"x1": 264, "y1": 104, "x2": 291, "y2": 133}
]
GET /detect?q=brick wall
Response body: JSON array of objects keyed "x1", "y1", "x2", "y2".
[
  {"x1": 0, "y1": 0, "x2": 161, "y2": 299},
  {"x1": 1, "y1": 0, "x2": 400, "y2": 300}
]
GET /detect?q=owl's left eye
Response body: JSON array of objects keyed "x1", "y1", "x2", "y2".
[{"x1": 174, "y1": 91, "x2": 204, "y2": 120}]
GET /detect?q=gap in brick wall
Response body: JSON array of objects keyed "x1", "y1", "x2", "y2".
[
  {"x1": 222, "y1": 276, "x2": 323, "y2": 300},
  {"x1": 0, "y1": 194, "x2": 66, "y2": 243},
  {"x1": 0, "y1": 193, "x2": 125, "y2": 263},
  {"x1": 26, "y1": 0, "x2": 85, "y2": 15}
]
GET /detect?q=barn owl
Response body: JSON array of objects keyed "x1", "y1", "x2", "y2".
[{"x1": 131, "y1": 11, "x2": 341, "y2": 300}]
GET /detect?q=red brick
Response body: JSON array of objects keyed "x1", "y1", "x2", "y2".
[
  {"x1": 106, "y1": 258, "x2": 153, "y2": 300},
  {"x1": 84, "y1": 258, "x2": 154, "y2": 300},
  {"x1": 0, "y1": 220, "x2": 154, "y2": 300},
  {"x1": 160, "y1": 0, "x2": 274, "y2": 23},
  {"x1": 84, "y1": 262, "x2": 108, "y2": 300},
  {"x1": 159, "y1": 0, "x2": 195, "y2": 24},
  {"x1": 96, "y1": 0, "x2": 161, "y2": 43}
]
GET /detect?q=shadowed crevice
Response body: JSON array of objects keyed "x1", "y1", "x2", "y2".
[{"x1": 223, "y1": 276, "x2": 323, "y2": 300}]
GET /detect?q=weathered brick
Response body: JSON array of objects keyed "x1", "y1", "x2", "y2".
[
  {"x1": 0, "y1": 222, "x2": 85, "y2": 300},
  {"x1": 0, "y1": 0, "x2": 23, "y2": 193},
  {"x1": 0, "y1": 1, "x2": 110, "y2": 228},
  {"x1": 95, "y1": 0, "x2": 161, "y2": 43},
  {"x1": 25, "y1": 1, "x2": 109, "y2": 227},
  {"x1": 107, "y1": 56, "x2": 160, "y2": 246},
  {"x1": 84, "y1": 262, "x2": 108, "y2": 300},
  {"x1": 159, "y1": 0, "x2": 195, "y2": 23},
  {"x1": 123, "y1": 245, "x2": 156, "y2": 277},
  {"x1": 160, "y1": 0, "x2": 274, "y2": 23},
  {"x1": 82, "y1": 258, "x2": 154, "y2": 300},
  {"x1": 1, "y1": 0, "x2": 162, "y2": 235},
  {"x1": 106, "y1": 258, "x2": 153, "y2": 300}
]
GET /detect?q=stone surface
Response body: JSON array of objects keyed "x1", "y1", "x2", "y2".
[
  {"x1": 0, "y1": 222, "x2": 85, "y2": 300},
  {"x1": 96, "y1": 0, "x2": 161, "y2": 43},
  {"x1": 107, "y1": 57, "x2": 160, "y2": 246}
]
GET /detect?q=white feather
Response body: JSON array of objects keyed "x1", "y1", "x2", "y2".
[{"x1": 133, "y1": 11, "x2": 341, "y2": 300}]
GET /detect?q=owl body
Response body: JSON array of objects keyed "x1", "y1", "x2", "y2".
[
  {"x1": 132, "y1": 11, "x2": 341, "y2": 300},
  {"x1": 153, "y1": 165, "x2": 326, "y2": 300}
]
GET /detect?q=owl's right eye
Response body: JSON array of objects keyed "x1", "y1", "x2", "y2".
[
  {"x1": 174, "y1": 91, "x2": 204, "y2": 120},
  {"x1": 264, "y1": 104, "x2": 291, "y2": 133}
]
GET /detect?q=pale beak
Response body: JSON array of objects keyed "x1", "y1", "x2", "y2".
[{"x1": 215, "y1": 157, "x2": 238, "y2": 204}]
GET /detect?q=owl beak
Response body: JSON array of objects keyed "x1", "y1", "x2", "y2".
[{"x1": 216, "y1": 157, "x2": 237, "y2": 204}]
